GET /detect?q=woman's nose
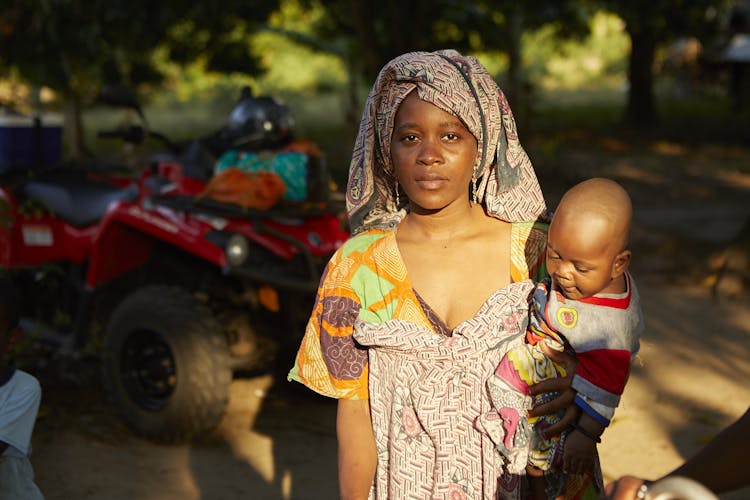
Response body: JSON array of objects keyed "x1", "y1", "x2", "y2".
[{"x1": 417, "y1": 138, "x2": 443, "y2": 165}]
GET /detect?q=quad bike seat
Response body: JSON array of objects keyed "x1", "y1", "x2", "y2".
[{"x1": 20, "y1": 171, "x2": 138, "y2": 227}]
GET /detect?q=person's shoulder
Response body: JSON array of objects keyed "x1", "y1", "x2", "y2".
[
  {"x1": 0, "y1": 370, "x2": 41, "y2": 410},
  {"x1": 510, "y1": 219, "x2": 549, "y2": 250},
  {"x1": 337, "y1": 228, "x2": 392, "y2": 258},
  {"x1": 511, "y1": 219, "x2": 549, "y2": 234},
  {"x1": 13, "y1": 370, "x2": 40, "y2": 385},
  {"x1": 510, "y1": 220, "x2": 549, "y2": 282},
  {"x1": 11, "y1": 371, "x2": 41, "y2": 397}
]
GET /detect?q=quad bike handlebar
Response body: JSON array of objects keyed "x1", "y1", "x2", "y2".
[{"x1": 97, "y1": 125, "x2": 178, "y2": 154}]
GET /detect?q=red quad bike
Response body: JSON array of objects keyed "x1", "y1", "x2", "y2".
[{"x1": 0, "y1": 86, "x2": 349, "y2": 443}]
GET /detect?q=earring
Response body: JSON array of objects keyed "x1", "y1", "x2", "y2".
[
  {"x1": 471, "y1": 174, "x2": 478, "y2": 203},
  {"x1": 394, "y1": 178, "x2": 400, "y2": 207}
]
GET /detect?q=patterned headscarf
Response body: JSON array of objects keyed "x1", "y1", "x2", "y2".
[{"x1": 346, "y1": 49, "x2": 546, "y2": 234}]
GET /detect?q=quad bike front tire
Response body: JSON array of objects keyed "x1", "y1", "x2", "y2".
[{"x1": 101, "y1": 285, "x2": 231, "y2": 443}]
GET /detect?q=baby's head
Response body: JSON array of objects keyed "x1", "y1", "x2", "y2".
[
  {"x1": 546, "y1": 178, "x2": 632, "y2": 300},
  {"x1": 0, "y1": 275, "x2": 21, "y2": 363}
]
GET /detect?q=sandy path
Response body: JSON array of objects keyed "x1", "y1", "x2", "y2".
[{"x1": 29, "y1": 281, "x2": 750, "y2": 500}]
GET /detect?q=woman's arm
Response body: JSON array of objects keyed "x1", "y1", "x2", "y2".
[{"x1": 337, "y1": 398, "x2": 377, "y2": 500}]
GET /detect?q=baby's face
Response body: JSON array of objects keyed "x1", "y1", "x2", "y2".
[{"x1": 546, "y1": 210, "x2": 623, "y2": 300}]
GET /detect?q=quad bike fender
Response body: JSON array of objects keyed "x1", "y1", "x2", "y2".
[
  {"x1": 86, "y1": 201, "x2": 227, "y2": 288},
  {"x1": 0, "y1": 187, "x2": 99, "y2": 267}
]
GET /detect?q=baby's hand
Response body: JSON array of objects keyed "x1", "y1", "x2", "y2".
[{"x1": 563, "y1": 429, "x2": 596, "y2": 475}]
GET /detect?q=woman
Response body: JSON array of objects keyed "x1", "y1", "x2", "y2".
[{"x1": 288, "y1": 50, "x2": 592, "y2": 499}]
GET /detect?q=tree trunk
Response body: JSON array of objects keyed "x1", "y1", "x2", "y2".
[
  {"x1": 348, "y1": 0, "x2": 383, "y2": 80},
  {"x1": 63, "y1": 91, "x2": 89, "y2": 159},
  {"x1": 505, "y1": 6, "x2": 527, "y2": 129},
  {"x1": 505, "y1": 7, "x2": 523, "y2": 105},
  {"x1": 625, "y1": 26, "x2": 657, "y2": 125}
]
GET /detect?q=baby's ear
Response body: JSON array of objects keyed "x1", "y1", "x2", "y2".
[{"x1": 611, "y1": 249, "x2": 631, "y2": 278}]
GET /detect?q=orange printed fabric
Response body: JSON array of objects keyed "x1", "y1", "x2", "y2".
[
  {"x1": 199, "y1": 167, "x2": 286, "y2": 210},
  {"x1": 288, "y1": 221, "x2": 548, "y2": 400}
]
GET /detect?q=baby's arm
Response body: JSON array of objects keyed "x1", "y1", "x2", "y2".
[
  {"x1": 563, "y1": 344, "x2": 633, "y2": 476},
  {"x1": 563, "y1": 354, "x2": 627, "y2": 474},
  {"x1": 563, "y1": 411, "x2": 605, "y2": 475}
]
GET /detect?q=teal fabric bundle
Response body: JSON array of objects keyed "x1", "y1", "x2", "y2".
[{"x1": 215, "y1": 150, "x2": 308, "y2": 202}]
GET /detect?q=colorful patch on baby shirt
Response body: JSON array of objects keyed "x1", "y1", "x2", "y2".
[{"x1": 556, "y1": 307, "x2": 578, "y2": 328}]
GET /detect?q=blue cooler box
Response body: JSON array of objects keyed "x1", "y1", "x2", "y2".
[{"x1": 0, "y1": 113, "x2": 63, "y2": 171}]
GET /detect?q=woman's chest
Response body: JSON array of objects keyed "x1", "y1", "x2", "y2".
[{"x1": 402, "y1": 242, "x2": 511, "y2": 330}]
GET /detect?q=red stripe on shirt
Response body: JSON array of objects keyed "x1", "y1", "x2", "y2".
[
  {"x1": 576, "y1": 349, "x2": 632, "y2": 395},
  {"x1": 578, "y1": 274, "x2": 632, "y2": 309}
]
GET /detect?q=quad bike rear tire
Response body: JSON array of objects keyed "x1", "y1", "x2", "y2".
[{"x1": 101, "y1": 285, "x2": 231, "y2": 443}]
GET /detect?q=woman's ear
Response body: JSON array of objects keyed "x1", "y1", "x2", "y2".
[{"x1": 611, "y1": 249, "x2": 632, "y2": 279}]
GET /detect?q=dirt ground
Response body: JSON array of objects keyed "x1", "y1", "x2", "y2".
[{"x1": 27, "y1": 138, "x2": 750, "y2": 499}]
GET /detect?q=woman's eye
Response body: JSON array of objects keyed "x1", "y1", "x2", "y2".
[
  {"x1": 402, "y1": 134, "x2": 418, "y2": 143},
  {"x1": 444, "y1": 132, "x2": 459, "y2": 141}
]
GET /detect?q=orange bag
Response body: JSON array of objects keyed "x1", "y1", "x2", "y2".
[
  {"x1": 199, "y1": 167, "x2": 286, "y2": 210},
  {"x1": 281, "y1": 138, "x2": 323, "y2": 157}
]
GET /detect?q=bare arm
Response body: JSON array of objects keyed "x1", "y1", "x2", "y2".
[
  {"x1": 563, "y1": 411, "x2": 605, "y2": 475},
  {"x1": 604, "y1": 406, "x2": 750, "y2": 498},
  {"x1": 337, "y1": 398, "x2": 377, "y2": 500},
  {"x1": 667, "y1": 405, "x2": 750, "y2": 493}
]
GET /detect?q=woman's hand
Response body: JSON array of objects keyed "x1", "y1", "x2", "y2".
[
  {"x1": 527, "y1": 341, "x2": 579, "y2": 437},
  {"x1": 603, "y1": 476, "x2": 647, "y2": 499}
]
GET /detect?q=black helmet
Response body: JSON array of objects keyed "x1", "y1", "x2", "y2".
[{"x1": 222, "y1": 87, "x2": 294, "y2": 150}]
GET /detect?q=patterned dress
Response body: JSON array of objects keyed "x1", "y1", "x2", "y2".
[{"x1": 289, "y1": 221, "x2": 548, "y2": 499}]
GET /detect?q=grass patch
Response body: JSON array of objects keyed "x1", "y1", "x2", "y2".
[{"x1": 78, "y1": 85, "x2": 749, "y2": 186}]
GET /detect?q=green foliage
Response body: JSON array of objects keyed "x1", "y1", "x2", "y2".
[
  {"x1": 0, "y1": 0, "x2": 279, "y2": 105},
  {"x1": 474, "y1": 0, "x2": 593, "y2": 45},
  {"x1": 4, "y1": 0, "x2": 740, "y2": 155},
  {"x1": 594, "y1": 0, "x2": 735, "y2": 124},
  {"x1": 598, "y1": 0, "x2": 732, "y2": 42},
  {"x1": 524, "y1": 11, "x2": 629, "y2": 89},
  {"x1": 251, "y1": 1, "x2": 348, "y2": 94}
]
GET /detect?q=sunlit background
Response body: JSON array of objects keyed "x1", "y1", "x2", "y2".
[{"x1": 1, "y1": 1, "x2": 749, "y2": 499}]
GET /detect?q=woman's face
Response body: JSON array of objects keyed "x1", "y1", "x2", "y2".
[{"x1": 390, "y1": 92, "x2": 478, "y2": 213}]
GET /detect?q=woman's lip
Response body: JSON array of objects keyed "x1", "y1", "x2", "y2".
[
  {"x1": 415, "y1": 179, "x2": 447, "y2": 189},
  {"x1": 414, "y1": 174, "x2": 448, "y2": 189}
]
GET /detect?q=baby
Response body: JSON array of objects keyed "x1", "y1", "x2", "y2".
[{"x1": 479, "y1": 177, "x2": 643, "y2": 498}]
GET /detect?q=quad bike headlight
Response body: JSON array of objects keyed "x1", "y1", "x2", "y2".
[{"x1": 225, "y1": 234, "x2": 249, "y2": 266}]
